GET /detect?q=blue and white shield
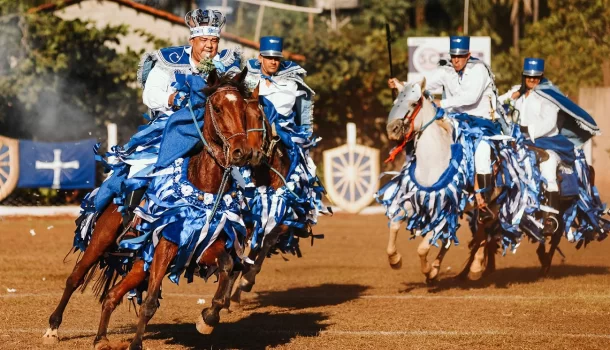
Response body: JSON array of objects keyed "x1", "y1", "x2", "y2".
[
  {"x1": 0, "y1": 136, "x2": 20, "y2": 202},
  {"x1": 323, "y1": 144, "x2": 379, "y2": 213}
]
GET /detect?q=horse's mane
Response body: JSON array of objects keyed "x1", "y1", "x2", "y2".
[{"x1": 202, "y1": 73, "x2": 247, "y2": 97}]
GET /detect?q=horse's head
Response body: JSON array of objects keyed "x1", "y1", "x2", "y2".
[
  {"x1": 244, "y1": 83, "x2": 274, "y2": 167},
  {"x1": 202, "y1": 68, "x2": 252, "y2": 167},
  {"x1": 386, "y1": 78, "x2": 427, "y2": 142}
]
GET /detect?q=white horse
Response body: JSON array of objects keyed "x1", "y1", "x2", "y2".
[{"x1": 383, "y1": 79, "x2": 501, "y2": 283}]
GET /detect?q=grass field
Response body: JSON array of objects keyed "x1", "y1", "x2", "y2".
[{"x1": 1, "y1": 214, "x2": 609, "y2": 349}]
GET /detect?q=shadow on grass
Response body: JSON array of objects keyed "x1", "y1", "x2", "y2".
[
  {"x1": 145, "y1": 311, "x2": 329, "y2": 350},
  {"x1": 400, "y1": 264, "x2": 610, "y2": 293},
  {"x1": 251, "y1": 283, "x2": 369, "y2": 309}
]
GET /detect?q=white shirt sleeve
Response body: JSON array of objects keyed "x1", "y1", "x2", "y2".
[
  {"x1": 424, "y1": 68, "x2": 446, "y2": 92},
  {"x1": 498, "y1": 85, "x2": 521, "y2": 103},
  {"x1": 142, "y1": 66, "x2": 174, "y2": 111},
  {"x1": 530, "y1": 97, "x2": 560, "y2": 140},
  {"x1": 440, "y1": 65, "x2": 488, "y2": 109}
]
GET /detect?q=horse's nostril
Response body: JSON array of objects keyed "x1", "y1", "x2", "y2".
[{"x1": 232, "y1": 149, "x2": 243, "y2": 160}]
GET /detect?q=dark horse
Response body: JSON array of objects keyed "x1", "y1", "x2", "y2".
[
  {"x1": 43, "y1": 69, "x2": 253, "y2": 348},
  {"x1": 228, "y1": 82, "x2": 296, "y2": 308}
]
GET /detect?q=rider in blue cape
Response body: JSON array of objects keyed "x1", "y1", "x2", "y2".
[
  {"x1": 241, "y1": 36, "x2": 326, "y2": 252},
  {"x1": 88, "y1": 9, "x2": 241, "y2": 234},
  {"x1": 500, "y1": 58, "x2": 601, "y2": 235},
  {"x1": 388, "y1": 36, "x2": 506, "y2": 221}
]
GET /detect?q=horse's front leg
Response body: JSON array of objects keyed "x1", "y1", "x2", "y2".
[
  {"x1": 538, "y1": 230, "x2": 563, "y2": 278},
  {"x1": 239, "y1": 225, "x2": 288, "y2": 292},
  {"x1": 464, "y1": 221, "x2": 491, "y2": 281},
  {"x1": 43, "y1": 204, "x2": 122, "y2": 345},
  {"x1": 129, "y1": 238, "x2": 177, "y2": 350},
  {"x1": 197, "y1": 241, "x2": 234, "y2": 334},
  {"x1": 387, "y1": 220, "x2": 403, "y2": 269},
  {"x1": 93, "y1": 260, "x2": 147, "y2": 349},
  {"x1": 418, "y1": 237, "x2": 450, "y2": 284},
  {"x1": 229, "y1": 247, "x2": 257, "y2": 311}
]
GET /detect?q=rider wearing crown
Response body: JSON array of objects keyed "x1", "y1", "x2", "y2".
[
  {"x1": 389, "y1": 36, "x2": 504, "y2": 220},
  {"x1": 81, "y1": 9, "x2": 242, "y2": 235},
  {"x1": 500, "y1": 58, "x2": 601, "y2": 234}
]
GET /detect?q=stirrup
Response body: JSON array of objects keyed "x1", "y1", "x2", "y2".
[
  {"x1": 116, "y1": 216, "x2": 141, "y2": 244},
  {"x1": 477, "y1": 203, "x2": 495, "y2": 223},
  {"x1": 543, "y1": 216, "x2": 560, "y2": 236}
]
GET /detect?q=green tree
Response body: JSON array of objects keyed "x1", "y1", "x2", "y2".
[
  {"x1": 0, "y1": 7, "x2": 146, "y2": 143},
  {"x1": 494, "y1": 0, "x2": 610, "y2": 97}
]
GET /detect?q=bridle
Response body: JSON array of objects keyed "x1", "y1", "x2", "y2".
[
  {"x1": 244, "y1": 97, "x2": 267, "y2": 149},
  {"x1": 385, "y1": 96, "x2": 424, "y2": 163},
  {"x1": 186, "y1": 84, "x2": 252, "y2": 224},
  {"x1": 244, "y1": 98, "x2": 282, "y2": 160},
  {"x1": 242, "y1": 94, "x2": 295, "y2": 196},
  {"x1": 188, "y1": 86, "x2": 247, "y2": 169}
]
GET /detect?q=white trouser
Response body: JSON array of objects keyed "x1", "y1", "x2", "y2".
[
  {"x1": 474, "y1": 140, "x2": 492, "y2": 175},
  {"x1": 540, "y1": 150, "x2": 560, "y2": 192}
]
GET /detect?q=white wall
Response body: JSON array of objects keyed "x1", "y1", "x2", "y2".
[{"x1": 54, "y1": 0, "x2": 258, "y2": 59}]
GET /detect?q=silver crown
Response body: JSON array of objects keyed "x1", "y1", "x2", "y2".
[{"x1": 185, "y1": 9, "x2": 226, "y2": 31}]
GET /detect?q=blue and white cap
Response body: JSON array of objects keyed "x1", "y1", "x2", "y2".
[
  {"x1": 522, "y1": 57, "x2": 545, "y2": 76},
  {"x1": 449, "y1": 36, "x2": 470, "y2": 55},
  {"x1": 185, "y1": 9, "x2": 226, "y2": 38},
  {"x1": 260, "y1": 36, "x2": 283, "y2": 58}
]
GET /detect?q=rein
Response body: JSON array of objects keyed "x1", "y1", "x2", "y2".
[
  {"x1": 247, "y1": 98, "x2": 298, "y2": 197},
  {"x1": 187, "y1": 85, "x2": 247, "y2": 223}
]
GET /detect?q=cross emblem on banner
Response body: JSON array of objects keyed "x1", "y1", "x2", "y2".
[{"x1": 35, "y1": 149, "x2": 80, "y2": 189}]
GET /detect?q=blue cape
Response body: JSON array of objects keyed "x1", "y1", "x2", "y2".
[
  {"x1": 155, "y1": 75, "x2": 208, "y2": 169},
  {"x1": 534, "y1": 79, "x2": 600, "y2": 147}
]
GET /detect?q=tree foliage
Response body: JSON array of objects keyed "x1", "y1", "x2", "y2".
[
  {"x1": 494, "y1": 0, "x2": 610, "y2": 97},
  {"x1": 0, "y1": 7, "x2": 145, "y2": 143}
]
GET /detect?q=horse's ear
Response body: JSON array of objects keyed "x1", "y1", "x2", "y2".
[
  {"x1": 251, "y1": 83, "x2": 260, "y2": 99},
  {"x1": 208, "y1": 69, "x2": 219, "y2": 86},
  {"x1": 420, "y1": 77, "x2": 427, "y2": 93},
  {"x1": 233, "y1": 67, "x2": 248, "y2": 84}
]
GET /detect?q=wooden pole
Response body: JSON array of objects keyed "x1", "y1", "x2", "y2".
[
  {"x1": 254, "y1": 4, "x2": 266, "y2": 41},
  {"x1": 463, "y1": 0, "x2": 469, "y2": 34}
]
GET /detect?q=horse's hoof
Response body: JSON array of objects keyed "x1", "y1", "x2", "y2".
[
  {"x1": 128, "y1": 342, "x2": 143, "y2": 350},
  {"x1": 93, "y1": 341, "x2": 110, "y2": 350},
  {"x1": 196, "y1": 315, "x2": 215, "y2": 335},
  {"x1": 389, "y1": 253, "x2": 402, "y2": 270},
  {"x1": 228, "y1": 302, "x2": 243, "y2": 313},
  {"x1": 468, "y1": 270, "x2": 483, "y2": 281},
  {"x1": 42, "y1": 328, "x2": 59, "y2": 345},
  {"x1": 239, "y1": 279, "x2": 254, "y2": 293},
  {"x1": 425, "y1": 277, "x2": 438, "y2": 286},
  {"x1": 427, "y1": 267, "x2": 440, "y2": 281}
]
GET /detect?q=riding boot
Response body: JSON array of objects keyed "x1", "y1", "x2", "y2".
[
  {"x1": 542, "y1": 191, "x2": 560, "y2": 236},
  {"x1": 477, "y1": 174, "x2": 494, "y2": 222},
  {"x1": 122, "y1": 187, "x2": 147, "y2": 229}
]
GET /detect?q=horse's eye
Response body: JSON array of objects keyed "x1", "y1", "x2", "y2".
[
  {"x1": 411, "y1": 102, "x2": 418, "y2": 107},
  {"x1": 213, "y1": 105, "x2": 221, "y2": 114}
]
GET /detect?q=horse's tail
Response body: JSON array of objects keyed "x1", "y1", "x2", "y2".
[{"x1": 77, "y1": 258, "x2": 123, "y2": 303}]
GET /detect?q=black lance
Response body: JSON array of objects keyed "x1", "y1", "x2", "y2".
[{"x1": 385, "y1": 23, "x2": 396, "y2": 99}]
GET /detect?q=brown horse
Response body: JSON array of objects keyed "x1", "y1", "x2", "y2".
[
  {"x1": 228, "y1": 83, "x2": 295, "y2": 308},
  {"x1": 43, "y1": 69, "x2": 252, "y2": 347},
  {"x1": 90, "y1": 75, "x2": 263, "y2": 350}
]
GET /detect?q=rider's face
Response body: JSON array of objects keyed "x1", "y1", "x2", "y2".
[
  {"x1": 451, "y1": 53, "x2": 470, "y2": 72},
  {"x1": 259, "y1": 55, "x2": 281, "y2": 76},
  {"x1": 189, "y1": 35, "x2": 219, "y2": 63},
  {"x1": 524, "y1": 75, "x2": 542, "y2": 90}
]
